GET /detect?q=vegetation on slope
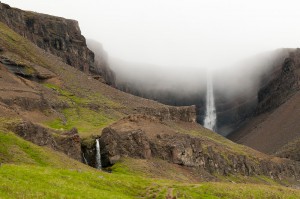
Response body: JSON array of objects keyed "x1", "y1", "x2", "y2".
[
  {"x1": 0, "y1": 131, "x2": 299, "y2": 198},
  {"x1": 1, "y1": 162, "x2": 300, "y2": 198},
  {"x1": 0, "y1": 131, "x2": 87, "y2": 169},
  {"x1": 0, "y1": 15, "x2": 300, "y2": 199},
  {"x1": 43, "y1": 83, "x2": 121, "y2": 137},
  {"x1": 0, "y1": 21, "x2": 125, "y2": 137}
]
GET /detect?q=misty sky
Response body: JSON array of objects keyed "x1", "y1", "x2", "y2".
[{"x1": 3, "y1": 0, "x2": 300, "y2": 71}]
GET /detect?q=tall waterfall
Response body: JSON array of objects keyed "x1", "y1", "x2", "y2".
[
  {"x1": 204, "y1": 71, "x2": 217, "y2": 131},
  {"x1": 95, "y1": 139, "x2": 102, "y2": 169}
]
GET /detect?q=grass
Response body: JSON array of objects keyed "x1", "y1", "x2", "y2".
[
  {"x1": 1, "y1": 163, "x2": 299, "y2": 199},
  {"x1": 0, "y1": 164, "x2": 147, "y2": 199},
  {"x1": 0, "y1": 129, "x2": 300, "y2": 198},
  {"x1": 46, "y1": 107, "x2": 115, "y2": 136},
  {"x1": 0, "y1": 22, "x2": 51, "y2": 69},
  {"x1": 0, "y1": 131, "x2": 88, "y2": 169},
  {"x1": 43, "y1": 83, "x2": 122, "y2": 137},
  {"x1": 0, "y1": 22, "x2": 124, "y2": 138}
]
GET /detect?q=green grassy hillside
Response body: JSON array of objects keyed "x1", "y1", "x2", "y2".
[
  {"x1": 1, "y1": 163, "x2": 300, "y2": 198},
  {"x1": 0, "y1": 131, "x2": 87, "y2": 169},
  {"x1": 1, "y1": 131, "x2": 300, "y2": 199}
]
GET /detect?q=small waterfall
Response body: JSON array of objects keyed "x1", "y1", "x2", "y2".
[
  {"x1": 95, "y1": 139, "x2": 102, "y2": 169},
  {"x1": 204, "y1": 71, "x2": 217, "y2": 131},
  {"x1": 82, "y1": 152, "x2": 88, "y2": 165}
]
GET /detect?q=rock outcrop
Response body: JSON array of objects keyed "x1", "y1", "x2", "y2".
[
  {"x1": 256, "y1": 51, "x2": 300, "y2": 114},
  {"x1": 99, "y1": 128, "x2": 299, "y2": 180},
  {"x1": 228, "y1": 49, "x2": 300, "y2": 156},
  {"x1": 0, "y1": 2, "x2": 115, "y2": 85},
  {"x1": 136, "y1": 105, "x2": 197, "y2": 122},
  {"x1": 83, "y1": 116, "x2": 300, "y2": 181},
  {"x1": 10, "y1": 121, "x2": 81, "y2": 161}
]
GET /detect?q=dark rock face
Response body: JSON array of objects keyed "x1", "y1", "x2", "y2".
[
  {"x1": 136, "y1": 105, "x2": 197, "y2": 122},
  {"x1": 100, "y1": 128, "x2": 151, "y2": 167},
  {"x1": 98, "y1": 126, "x2": 300, "y2": 180},
  {"x1": 0, "y1": 56, "x2": 56, "y2": 81},
  {"x1": 0, "y1": 2, "x2": 115, "y2": 85},
  {"x1": 0, "y1": 4, "x2": 93, "y2": 73},
  {"x1": 256, "y1": 54, "x2": 300, "y2": 114},
  {"x1": 11, "y1": 121, "x2": 81, "y2": 161},
  {"x1": 86, "y1": 40, "x2": 116, "y2": 86}
]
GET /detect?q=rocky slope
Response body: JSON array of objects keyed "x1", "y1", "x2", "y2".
[
  {"x1": 0, "y1": 2, "x2": 115, "y2": 85},
  {"x1": 228, "y1": 49, "x2": 300, "y2": 156},
  {"x1": 275, "y1": 138, "x2": 300, "y2": 162},
  {"x1": 82, "y1": 115, "x2": 300, "y2": 183},
  {"x1": 0, "y1": 17, "x2": 196, "y2": 163}
]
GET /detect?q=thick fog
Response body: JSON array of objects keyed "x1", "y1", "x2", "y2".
[{"x1": 3, "y1": 0, "x2": 300, "y2": 100}]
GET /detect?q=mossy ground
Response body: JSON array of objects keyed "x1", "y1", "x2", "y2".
[
  {"x1": 1, "y1": 163, "x2": 299, "y2": 199},
  {"x1": 1, "y1": 131, "x2": 299, "y2": 199},
  {"x1": 0, "y1": 131, "x2": 88, "y2": 169},
  {"x1": 43, "y1": 83, "x2": 122, "y2": 137}
]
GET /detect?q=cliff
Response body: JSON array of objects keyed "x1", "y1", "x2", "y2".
[
  {"x1": 256, "y1": 50, "x2": 300, "y2": 114},
  {"x1": 0, "y1": 2, "x2": 115, "y2": 85},
  {"x1": 229, "y1": 49, "x2": 300, "y2": 156},
  {"x1": 82, "y1": 115, "x2": 300, "y2": 182}
]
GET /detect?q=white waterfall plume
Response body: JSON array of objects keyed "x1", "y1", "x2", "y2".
[
  {"x1": 204, "y1": 71, "x2": 217, "y2": 131},
  {"x1": 95, "y1": 139, "x2": 102, "y2": 169}
]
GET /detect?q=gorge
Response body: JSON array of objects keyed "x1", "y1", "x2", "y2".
[{"x1": 0, "y1": 1, "x2": 299, "y2": 198}]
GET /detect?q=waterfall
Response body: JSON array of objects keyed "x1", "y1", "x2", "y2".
[
  {"x1": 82, "y1": 152, "x2": 88, "y2": 165},
  {"x1": 95, "y1": 139, "x2": 102, "y2": 169},
  {"x1": 204, "y1": 71, "x2": 217, "y2": 131}
]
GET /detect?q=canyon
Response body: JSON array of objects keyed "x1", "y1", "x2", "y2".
[{"x1": 0, "y1": 2, "x2": 299, "y2": 198}]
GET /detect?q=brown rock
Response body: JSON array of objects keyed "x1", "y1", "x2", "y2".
[{"x1": 11, "y1": 121, "x2": 82, "y2": 161}]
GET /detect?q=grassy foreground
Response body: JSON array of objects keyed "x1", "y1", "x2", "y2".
[
  {"x1": 0, "y1": 132, "x2": 300, "y2": 199},
  {"x1": 0, "y1": 131, "x2": 299, "y2": 199},
  {"x1": 0, "y1": 163, "x2": 300, "y2": 199},
  {"x1": 0, "y1": 133, "x2": 300, "y2": 198}
]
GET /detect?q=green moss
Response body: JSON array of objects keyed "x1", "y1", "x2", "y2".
[
  {"x1": 0, "y1": 22, "x2": 51, "y2": 68},
  {"x1": 42, "y1": 83, "x2": 122, "y2": 137},
  {"x1": 0, "y1": 131, "x2": 84, "y2": 168},
  {"x1": 0, "y1": 164, "x2": 147, "y2": 199},
  {"x1": 0, "y1": 117, "x2": 21, "y2": 132},
  {"x1": 43, "y1": 83, "x2": 123, "y2": 109},
  {"x1": 81, "y1": 137, "x2": 96, "y2": 148},
  {"x1": 45, "y1": 107, "x2": 115, "y2": 137}
]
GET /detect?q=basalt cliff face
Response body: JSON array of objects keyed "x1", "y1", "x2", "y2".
[
  {"x1": 12, "y1": 121, "x2": 81, "y2": 161},
  {"x1": 256, "y1": 51, "x2": 300, "y2": 114},
  {"x1": 0, "y1": 2, "x2": 115, "y2": 85},
  {"x1": 82, "y1": 115, "x2": 300, "y2": 182},
  {"x1": 229, "y1": 49, "x2": 300, "y2": 156}
]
